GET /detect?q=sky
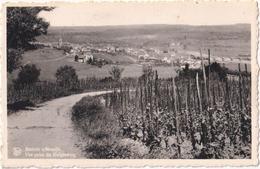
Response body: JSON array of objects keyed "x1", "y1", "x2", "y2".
[{"x1": 39, "y1": 1, "x2": 255, "y2": 26}]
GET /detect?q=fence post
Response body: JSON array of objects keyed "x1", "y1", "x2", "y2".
[
  {"x1": 207, "y1": 49, "x2": 211, "y2": 106},
  {"x1": 200, "y1": 49, "x2": 209, "y2": 107},
  {"x1": 238, "y1": 63, "x2": 243, "y2": 110},
  {"x1": 172, "y1": 78, "x2": 181, "y2": 157},
  {"x1": 196, "y1": 73, "x2": 202, "y2": 113}
]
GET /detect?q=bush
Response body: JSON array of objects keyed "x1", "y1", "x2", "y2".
[
  {"x1": 14, "y1": 64, "x2": 40, "y2": 87},
  {"x1": 72, "y1": 96, "x2": 121, "y2": 158},
  {"x1": 177, "y1": 62, "x2": 227, "y2": 81},
  {"x1": 72, "y1": 96, "x2": 119, "y2": 137},
  {"x1": 86, "y1": 138, "x2": 149, "y2": 159},
  {"x1": 60, "y1": 45, "x2": 72, "y2": 53},
  {"x1": 72, "y1": 96, "x2": 106, "y2": 122},
  {"x1": 55, "y1": 65, "x2": 79, "y2": 90},
  {"x1": 205, "y1": 62, "x2": 227, "y2": 81},
  {"x1": 85, "y1": 143, "x2": 114, "y2": 159}
]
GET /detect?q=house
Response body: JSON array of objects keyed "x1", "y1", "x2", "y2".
[
  {"x1": 75, "y1": 53, "x2": 94, "y2": 63},
  {"x1": 138, "y1": 53, "x2": 149, "y2": 60},
  {"x1": 115, "y1": 47, "x2": 124, "y2": 52},
  {"x1": 85, "y1": 53, "x2": 94, "y2": 61},
  {"x1": 106, "y1": 45, "x2": 116, "y2": 53},
  {"x1": 162, "y1": 57, "x2": 171, "y2": 64}
]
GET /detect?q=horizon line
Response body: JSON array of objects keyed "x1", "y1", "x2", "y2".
[{"x1": 48, "y1": 23, "x2": 251, "y2": 28}]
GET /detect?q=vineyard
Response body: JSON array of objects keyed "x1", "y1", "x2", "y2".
[{"x1": 84, "y1": 62, "x2": 251, "y2": 159}]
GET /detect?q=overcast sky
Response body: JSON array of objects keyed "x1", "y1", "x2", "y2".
[{"x1": 39, "y1": 2, "x2": 255, "y2": 26}]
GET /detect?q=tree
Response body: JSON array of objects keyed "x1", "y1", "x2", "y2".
[
  {"x1": 15, "y1": 64, "x2": 41, "y2": 85},
  {"x1": 7, "y1": 7, "x2": 53, "y2": 74},
  {"x1": 7, "y1": 49, "x2": 23, "y2": 73},
  {"x1": 7, "y1": 7, "x2": 54, "y2": 49},
  {"x1": 109, "y1": 65, "x2": 124, "y2": 82},
  {"x1": 55, "y1": 65, "x2": 79, "y2": 90},
  {"x1": 87, "y1": 57, "x2": 93, "y2": 64}
]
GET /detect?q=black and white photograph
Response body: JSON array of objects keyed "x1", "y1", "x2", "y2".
[{"x1": 2, "y1": 0, "x2": 258, "y2": 166}]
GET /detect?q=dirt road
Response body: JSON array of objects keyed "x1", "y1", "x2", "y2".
[{"x1": 8, "y1": 91, "x2": 112, "y2": 159}]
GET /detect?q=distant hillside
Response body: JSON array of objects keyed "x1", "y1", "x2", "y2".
[
  {"x1": 46, "y1": 24, "x2": 250, "y2": 33},
  {"x1": 37, "y1": 24, "x2": 251, "y2": 58}
]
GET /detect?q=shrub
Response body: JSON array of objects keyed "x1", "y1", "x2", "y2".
[
  {"x1": 55, "y1": 65, "x2": 79, "y2": 90},
  {"x1": 72, "y1": 96, "x2": 119, "y2": 137},
  {"x1": 72, "y1": 96, "x2": 122, "y2": 158},
  {"x1": 85, "y1": 138, "x2": 149, "y2": 159},
  {"x1": 205, "y1": 62, "x2": 227, "y2": 81},
  {"x1": 177, "y1": 62, "x2": 228, "y2": 81},
  {"x1": 60, "y1": 45, "x2": 72, "y2": 53},
  {"x1": 85, "y1": 143, "x2": 114, "y2": 159},
  {"x1": 14, "y1": 64, "x2": 40, "y2": 87},
  {"x1": 72, "y1": 96, "x2": 106, "y2": 122},
  {"x1": 114, "y1": 138, "x2": 149, "y2": 158}
]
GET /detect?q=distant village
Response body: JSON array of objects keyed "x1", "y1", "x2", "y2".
[{"x1": 32, "y1": 38, "x2": 250, "y2": 69}]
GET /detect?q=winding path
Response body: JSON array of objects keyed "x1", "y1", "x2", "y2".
[{"x1": 8, "y1": 91, "x2": 112, "y2": 158}]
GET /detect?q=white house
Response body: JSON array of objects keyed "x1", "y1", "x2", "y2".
[
  {"x1": 75, "y1": 53, "x2": 94, "y2": 63},
  {"x1": 138, "y1": 53, "x2": 149, "y2": 60},
  {"x1": 162, "y1": 57, "x2": 171, "y2": 64}
]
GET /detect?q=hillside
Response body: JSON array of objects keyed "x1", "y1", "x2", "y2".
[
  {"x1": 16, "y1": 24, "x2": 251, "y2": 81},
  {"x1": 37, "y1": 24, "x2": 251, "y2": 59},
  {"x1": 12, "y1": 47, "x2": 175, "y2": 81}
]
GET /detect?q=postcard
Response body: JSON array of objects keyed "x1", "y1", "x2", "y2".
[{"x1": 1, "y1": 0, "x2": 258, "y2": 167}]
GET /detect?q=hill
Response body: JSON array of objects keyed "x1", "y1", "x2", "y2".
[
  {"x1": 37, "y1": 24, "x2": 251, "y2": 59},
  {"x1": 14, "y1": 24, "x2": 250, "y2": 81}
]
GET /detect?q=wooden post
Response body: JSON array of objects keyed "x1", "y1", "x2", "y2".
[
  {"x1": 196, "y1": 73, "x2": 202, "y2": 113},
  {"x1": 187, "y1": 78, "x2": 196, "y2": 149},
  {"x1": 120, "y1": 82, "x2": 124, "y2": 114},
  {"x1": 245, "y1": 64, "x2": 248, "y2": 74},
  {"x1": 140, "y1": 81, "x2": 145, "y2": 142},
  {"x1": 225, "y1": 78, "x2": 231, "y2": 111},
  {"x1": 238, "y1": 63, "x2": 243, "y2": 110},
  {"x1": 166, "y1": 83, "x2": 170, "y2": 111},
  {"x1": 200, "y1": 49, "x2": 209, "y2": 107},
  {"x1": 207, "y1": 49, "x2": 211, "y2": 106},
  {"x1": 155, "y1": 70, "x2": 159, "y2": 114},
  {"x1": 172, "y1": 78, "x2": 181, "y2": 158},
  {"x1": 208, "y1": 49, "x2": 211, "y2": 65},
  {"x1": 212, "y1": 83, "x2": 216, "y2": 106}
]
